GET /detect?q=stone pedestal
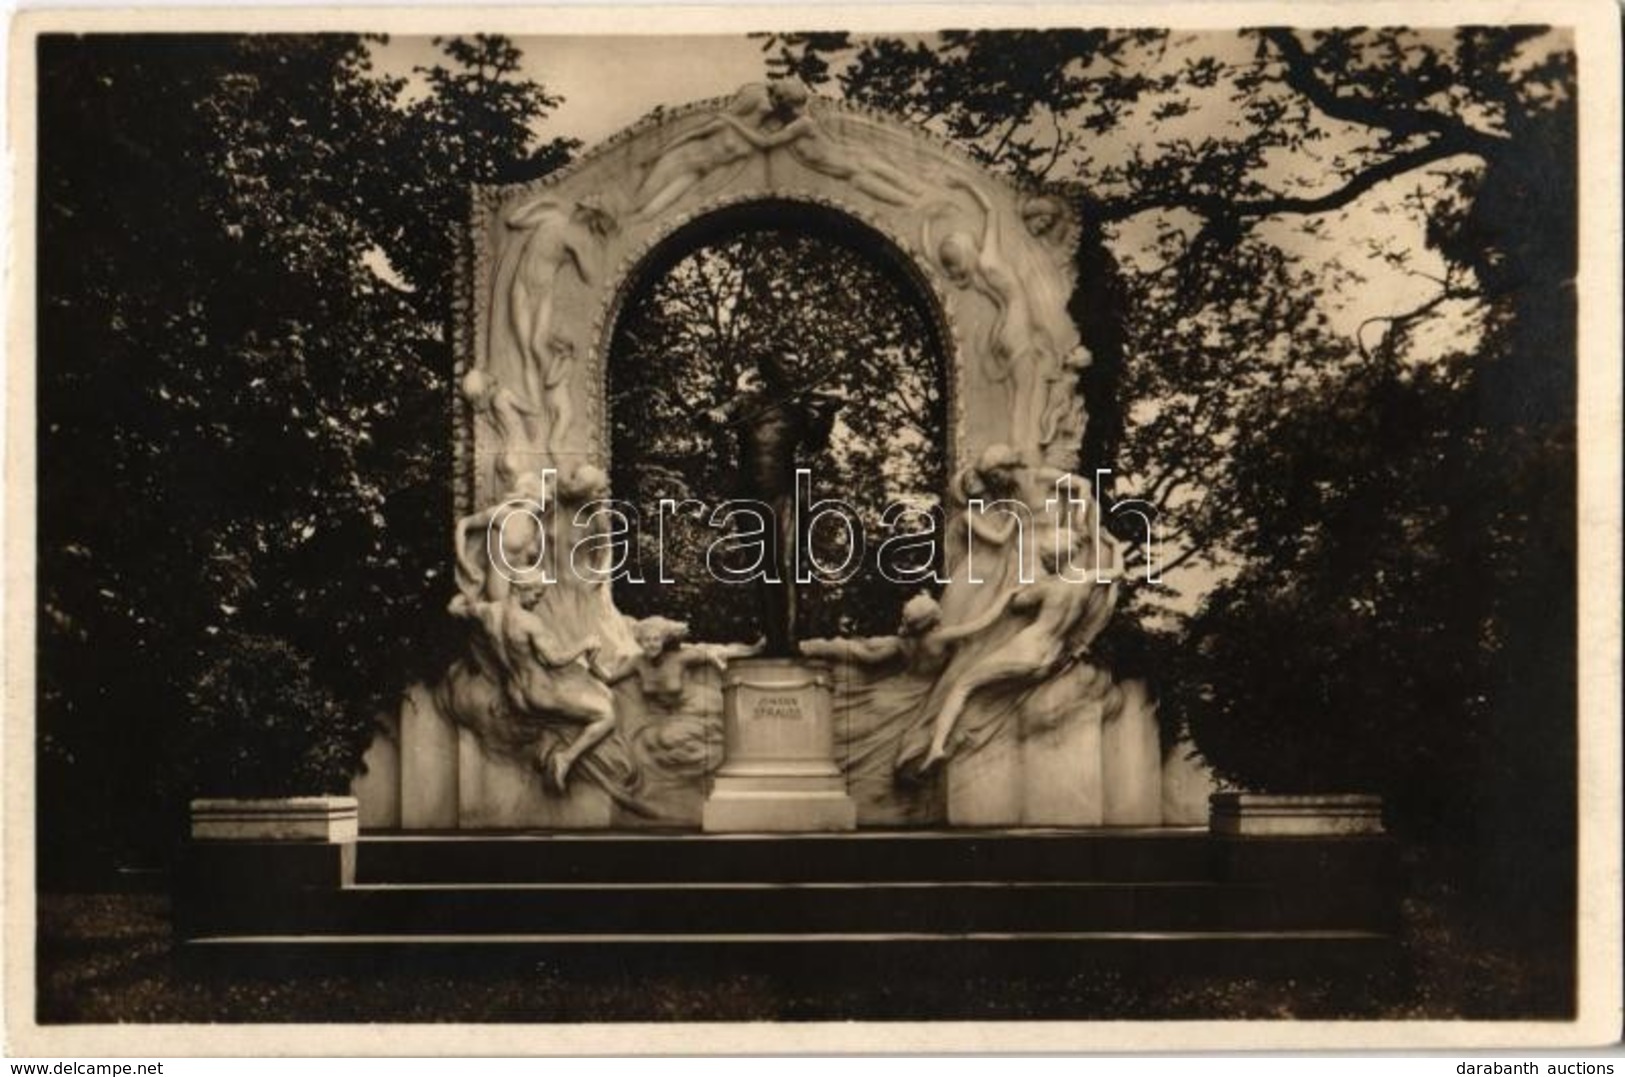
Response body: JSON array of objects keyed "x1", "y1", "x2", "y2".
[
  {"x1": 182, "y1": 797, "x2": 357, "y2": 938},
  {"x1": 190, "y1": 796, "x2": 359, "y2": 842},
  {"x1": 702, "y1": 657, "x2": 857, "y2": 832}
]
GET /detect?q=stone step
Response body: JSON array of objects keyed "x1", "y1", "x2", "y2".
[
  {"x1": 178, "y1": 830, "x2": 1400, "y2": 955},
  {"x1": 184, "y1": 873, "x2": 1395, "y2": 937},
  {"x1": 354, "y1": 828, "x2": 1221, "y2": 885},
  {"x1": 180, "y1": 929, "x2": 1396, "y2": 979}
]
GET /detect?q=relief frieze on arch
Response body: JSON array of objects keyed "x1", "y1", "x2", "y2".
[{"x1": 457, "y1": 77, "x2": 1090, "y2": 515}]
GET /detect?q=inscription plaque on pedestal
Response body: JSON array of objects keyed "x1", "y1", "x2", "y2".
[{"x1": 702, "y1": 656, "x2": 857, "y2": 832}]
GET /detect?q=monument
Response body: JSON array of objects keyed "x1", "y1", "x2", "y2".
[
  {"x1": 349, "y1": 76, "x2": 1211, "y2": 832},
  {"x1": 179, "y1": 73, "x2": 1395, "y2": 978}
]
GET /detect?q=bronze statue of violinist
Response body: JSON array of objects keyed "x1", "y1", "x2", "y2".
[{"x1": 706, "y1": 349, "x2": 848, "y2": 657}]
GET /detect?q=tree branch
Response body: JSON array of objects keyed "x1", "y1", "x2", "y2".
[
  {"x1": 1081, "y1": 32, "x2": 1509, "y2": 229},
  {"x1": 1355, "y1": 275, "x2": 1481, "y2": 362},
  {"x1": 1094, "y1": 135, "x2": 1486, "y2": 225},
  {"x1": 1260, "y1": 29, "x2": 1507, "y2": 150}
]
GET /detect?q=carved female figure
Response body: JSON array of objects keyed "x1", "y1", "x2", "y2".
[
  {"x1": 918, "y1": 551, "x2": 1119, "y2": 771},
  {"x1": 801, "y1": 595, "x2": 955, "y2": 798},
  {"x1": 528, "y1": 462, "x2": 637, "y2": 653},
  {"x1": 804, "y1": 593, "x2": 1009, "y2": 816},
  {"x1": 461, "y1": 368, "x2": 540, "y2": 495},
  {"x1": 453, "y1": 470, "x2": 549, "y2": 604},
  {"x1": 1038, "y1": 343, "x2": 1092, "y2": 452},
  {"x1": 448, "y1": 463, "x2": 651, "y2": 795},
  {"x1": 896, "y1": 455, "x2": 1121, "y2": 772},
  {"x1": 626, "y1": 616, "x2": 757, "y2": 706},
  {"x1": 631, "y1": 82, "x2": 799, "y2": 218},
  {"x1": 634, "y1": 78, "x2": 925, "y2": 217},
  {"x1": 928, "y1": 179, "x2": 1060, "y2": 449},
  {"x1": 446, "y1": 583, "x2": 618, "y2": 792},
  {"x1": 757, "y1": 79, "x2": 926, "y2": 207},
  {"x1": 804, "y1": 592, "x2": 1000, "y2": 677},
  {"x1": 500, "y1": 198, "x2": 616, "y2": 456},
  {"x1": 938, "y1": 443, "x2": 1031, "y2": 628}
]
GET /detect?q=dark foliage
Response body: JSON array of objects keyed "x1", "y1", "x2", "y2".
[
  {"x1": 766, "y1": 28, "x2": 1578, "y2": 967},
  {"x1": 607, "y1": 222, "x2": 948, "y2": 641},
  {"x1": 36, "y1": 33, "x2": 569, "y2": 876}
]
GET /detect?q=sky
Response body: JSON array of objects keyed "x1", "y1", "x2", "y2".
[
  {"x1": 371, "y1": 35, "x2": 769, "y2": 145},
  {"x1": 370, "y1": 30, "x2": 1485, "y2": 349}
]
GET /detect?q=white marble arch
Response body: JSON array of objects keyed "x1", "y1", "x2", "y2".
[
  {"x1": 394, "y1": 80, "x2": 1170, "y2": 831},
  {"x1": 456, "y1": 80, "x2": 1088, "y2": 515}
]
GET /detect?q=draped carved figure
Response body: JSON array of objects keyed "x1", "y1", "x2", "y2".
[
  {"x1": 803, "y1": 589, "x2": 1026, "y2": 820},
  {"x1": 489, "y1": 197, "x2": 617, "y2": 463},
  {"x1": 631, "y1": 82, "x2": 799, "y2": 218},
  {"x1": 896, "y1": 446, "x2": 1122, "y2": 773},
  {"x1": 765, "y1": 80, "x2": 927, "y2": 206},
  {"x1": 926, "y1": 180, "x2": 1073, "y2": 463},
  {"x1": 441, "y1": 463, "x2": 645, "y2": 800}
]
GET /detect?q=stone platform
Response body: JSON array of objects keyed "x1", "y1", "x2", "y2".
[{"x1": 177, "y1": 828, "x2": 1398, "y2": 976}]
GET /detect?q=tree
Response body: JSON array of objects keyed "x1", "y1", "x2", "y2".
[
  {"x1": 36, "y1": 33, "x2": 572, "y2": 876},
  {"x1": 759, "y1": 30, "x2": 1578, "y2": 883},
  {"x1": 761, "y1": 27, "x2": 1574, "y2": 578}
]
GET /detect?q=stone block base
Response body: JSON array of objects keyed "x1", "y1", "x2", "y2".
[
  {"x1": 702, "y1": 657, "x2": 857, "y2": 832},
  {"x1": 190, "y1": 797, "x2": 359, "y2": 842},
  {"x1": 458, "y1": 729, "x2": 614, "y2": 828},
  {"x1": 944, "y1": 695, "x2": 1109, "y2": 827},
  {"x1": 1209, "y1": 793, "x2": 1385, "y2": 836},
  {"x1": 701, "y1": 784, "x2": 859, "y2": 832}
]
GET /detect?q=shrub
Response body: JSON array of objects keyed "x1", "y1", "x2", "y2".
[{"x1": 182, "y1": 632, "x2": 374, "y2": 797}]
